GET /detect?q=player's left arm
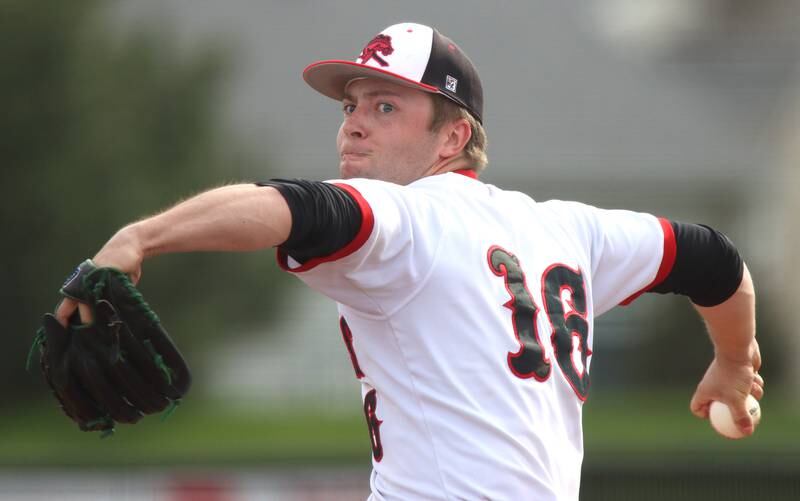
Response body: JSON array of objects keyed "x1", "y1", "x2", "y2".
[
  {"x1": 648, "y1": 222, "x2": 761, "y2": 436},
  {"x1": 55, "y1": 183, "x2": 293, "y2": 326}
]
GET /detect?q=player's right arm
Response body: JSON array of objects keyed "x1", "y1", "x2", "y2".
[
  {"x1": 564, "y1": 204, "x2": 762, "y2": 437},
  {"x1": 55, "y1": 183, "x2": 292, "y2": 325},
  {"x1": 690, "y1": 264, "x2": 762, "y2": 436},
  {"x1": 643, "y1": 222, "x2": 761, "y2": 437}
]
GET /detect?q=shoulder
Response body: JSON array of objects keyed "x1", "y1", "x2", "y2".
[{"x1": 329, "y1": 173, "x2": 484, "y2": 206}]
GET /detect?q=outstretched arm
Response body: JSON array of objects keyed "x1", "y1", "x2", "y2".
[
  {"x1": 690, "y1": 264, "x2": 762, "y2": 436},
  {"x1": 55, "y1": 184, "x2": 292, "y2": 325}
]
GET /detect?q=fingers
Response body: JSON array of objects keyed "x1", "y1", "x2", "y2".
[
  {"x1": 55, "y1": 299, "x2": 79, "y2": 328},
  {"x1": 129, "y1": 266, "x2": 142, "y2": 286},
  {"x1": 54, "y1": 298, "x2": 97, "y2": 327},
  {"x1": 751, "y1": 341, "x2": 762, "y2": 373},
  {"x1": 78, "y1": 303, "x2": 94, "y2": 324},
  {"x1": 690, "y1": 393, "x2": 710, "y2": 419},
  {"x1": 751, "y1": 372, "x2": 765, "y2": 400},
  {"x1": 729, "y1": 397, "x2": 756, "y2": 436}
]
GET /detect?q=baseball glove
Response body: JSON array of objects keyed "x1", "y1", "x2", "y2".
[{"x1": 29, "y1": 260, "x2": 192, "y2": 435}]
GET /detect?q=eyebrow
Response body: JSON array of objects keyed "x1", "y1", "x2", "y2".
[{"x1": 342, "y1": 89, "x2": 404, "y2": 102}]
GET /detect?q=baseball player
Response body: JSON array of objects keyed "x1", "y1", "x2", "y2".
[{"x1": 56, "y1": 23, "x2": 762, "y2": 500}]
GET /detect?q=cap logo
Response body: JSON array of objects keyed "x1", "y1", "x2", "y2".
[
  {"x1": 358, "y1": 34, "x2": 394, "y2": 67},
  {"x1": 445, "y1": 75, "x2": 458, "y2": 92}
]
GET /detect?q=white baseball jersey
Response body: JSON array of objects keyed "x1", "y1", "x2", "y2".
[{"x1": 277, "y1": 170, "x2": 675, "y2": 500}]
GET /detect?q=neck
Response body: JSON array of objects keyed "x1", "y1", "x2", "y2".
[{"x1": 424, "y1": 155, "x2": 474, "y2": 178}]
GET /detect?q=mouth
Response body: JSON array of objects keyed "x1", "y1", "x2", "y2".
[{"x1": 340, "y1": 152, "x2": 370, "y2": 164}]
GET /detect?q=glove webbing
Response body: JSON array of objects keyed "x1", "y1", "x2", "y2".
[
  {"x1": 26, "y1": 328, "x2": 46, "y2": 373},
  {"x1": 90, "y1": 268, "x2": 161, "y2": 326}
]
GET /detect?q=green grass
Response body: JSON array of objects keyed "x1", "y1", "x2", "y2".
[
  {"x1": 583, "y1": 390, "x2": 800, "y2": 466},
  {"x1": 3, "y1": 391, "x2": 797, "y2": 469},
  {"x1": 0, "y1": 399, "x2": 370, "y2": 468}
]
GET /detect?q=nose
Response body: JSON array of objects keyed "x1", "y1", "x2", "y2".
[{"x1": 341, "y1": 109, "x2": 367, "y2": 139}]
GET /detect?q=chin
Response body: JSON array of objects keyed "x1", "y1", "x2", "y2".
[
  {"x1": 339, "y1": 163, "x2": 365, "y2": 180},
  {"x1": 340, "y1": 161, "x2": 379, "y2": 180}
]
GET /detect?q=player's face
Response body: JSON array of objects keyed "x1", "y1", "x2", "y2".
[{"x1": 337, "y1": 78, "x2": 444, "y2": 184}]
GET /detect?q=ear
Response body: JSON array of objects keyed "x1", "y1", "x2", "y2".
[{"x1": 438, "y1": 118, "x2": 472, "y2": 160}]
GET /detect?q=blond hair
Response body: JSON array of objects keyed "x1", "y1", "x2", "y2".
[{"x1": 430, "y1": 95, "x2": 488, "y2": 173}]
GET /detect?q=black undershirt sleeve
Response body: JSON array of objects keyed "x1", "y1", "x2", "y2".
[
  {"x1": 650, "y1": 221, "x2": 744, "y2": 307},
  {"x1": 255, "y1": 179, "x2": 362, "y2": 264}
]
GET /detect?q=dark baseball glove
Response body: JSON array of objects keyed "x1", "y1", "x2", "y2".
[{"x1": 29, "y1": 260, "x2": 191, "y2": 436}]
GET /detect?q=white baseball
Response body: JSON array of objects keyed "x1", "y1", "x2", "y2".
[{"x1": 709, "y1": 394, "x2": 761, "y2": 439}]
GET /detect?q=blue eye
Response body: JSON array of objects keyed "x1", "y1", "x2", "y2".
[
  {"x1": 378, "y1": 103, "x2": 394, "y2": 113},
  {"x1": 343, "y1": 103, "x2": 356, "y2": 114}
]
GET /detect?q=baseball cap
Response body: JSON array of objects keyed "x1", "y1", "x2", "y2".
[{"x1": 303, "y1": 22, "x2": 484, "y2": 123}]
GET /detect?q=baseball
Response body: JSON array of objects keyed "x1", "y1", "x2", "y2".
[{"x1": 709, "y1": 394, "x2": 761, "y2": 439}]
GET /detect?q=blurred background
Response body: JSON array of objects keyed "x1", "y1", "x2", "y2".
[{"x1": 4, "y1": 0, "x2": 799, "y2": 499}]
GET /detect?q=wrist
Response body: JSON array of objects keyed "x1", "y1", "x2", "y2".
[
  {"x1": 93, "y1": 223, "x2": 146, "y2": 268},
  {"x1": 124, "y1": 222, "x2": 150, "y2": 259},
  {"x1": 714, "y1": 339, "x2": 757, "y2": 367}
]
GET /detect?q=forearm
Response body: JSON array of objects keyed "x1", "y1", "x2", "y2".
[
  {"x1": 693, "y1": 263, "x2": 756, "y2": 363},
  {"x1": 119, "y1": 184, "x2": 291, "y2": 259},
  {"x1": 58, "y1": 184, "x2": 290, "y2": 324},
  {"x1": 689, "y1": 263, "x2": 761, "y2": 433}
]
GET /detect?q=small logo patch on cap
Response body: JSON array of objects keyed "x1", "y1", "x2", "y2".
[
  {"x1": 358, "y1": 34, "x2": 394, "y2": 67},
  {"x1": 445, "y1": 75, "x2": 458, "y2": 92}
]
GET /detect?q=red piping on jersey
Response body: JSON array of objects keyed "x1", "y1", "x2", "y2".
[
  {"x1": 276, "y1": 182, "x2": 375, "y2": 273},
  {"x1": 453, "y1": 169, "x2": 477, "y2": 179},
  {"x1": 619, "y1": 218, "x2": 677, "y2": 306}
]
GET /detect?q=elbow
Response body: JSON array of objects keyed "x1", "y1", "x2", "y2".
[{"x1": 652, "y1": 222, "x2": 746, "y2": 307}]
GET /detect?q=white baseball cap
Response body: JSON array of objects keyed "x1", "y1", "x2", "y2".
[{"x1": 303, "y1": 22, "x2": 484, "y2": 123}]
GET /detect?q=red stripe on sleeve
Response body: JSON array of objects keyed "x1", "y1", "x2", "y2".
[
  {"x1": 276, "y1": 182, "x2": 375, "y2": 273},
  {"x1": 619, "y1": 217, "x2": 677, "y2": 306}
]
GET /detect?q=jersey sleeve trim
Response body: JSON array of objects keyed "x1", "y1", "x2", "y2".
[
  {"x1": 276, "y1": 182, "x2": 375, "y2": 273},
  {"x1": 619, "y1": 217, "x2": 677, "y2": 306}
]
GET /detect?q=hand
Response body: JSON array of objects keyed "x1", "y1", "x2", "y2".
[
  {"x1": 55, "y1": 225, "x2": 145, "y2": 327},
  {"x1": 92, "y1": 224, "x2": 146, "y2": 283},
  {"x1": 690, "y1": 339, "x2": 763, "y2": 437}
]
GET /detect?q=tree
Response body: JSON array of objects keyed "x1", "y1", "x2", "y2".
[{"x1": 3, "y1": 0, "x2": 287, "y2": 405}]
